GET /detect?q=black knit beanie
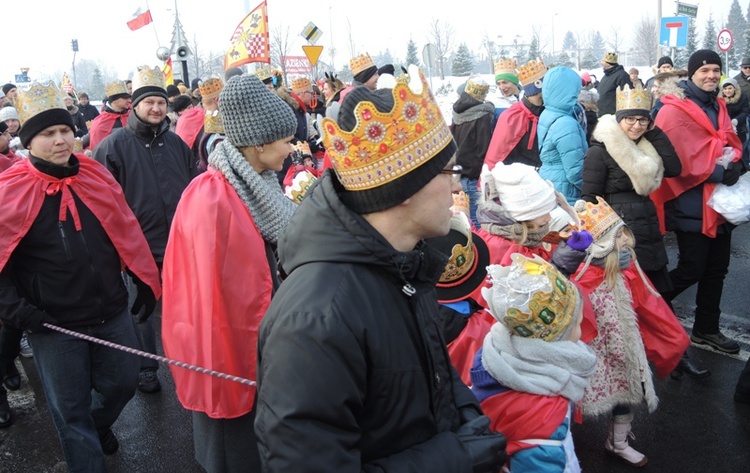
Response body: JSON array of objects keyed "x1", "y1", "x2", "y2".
[
  {"x1": 19, "y1": 108, "x2": 75, "y2": 148},
  {"x1": 172, "y1": 95, "x2": 193, "y2": 113},
  {"x1": 0, "y1": 121, "x2": 7, "y2": 134},
  {"x1": 657, "y1": 56, "x2": 674, "y2": 68},
  {"x1": 2, "y1": 83, "x2": 16, "y2": 95},
  {"x1": 335, "y1": 86, "x2": 456, "y2": 214},
  {"x1": 131, "y1": 85, "x2": 168, "y2": 107},
  {"x1": 688, "y1": 49, "x2": 722, "y2": 80},
  {"x1": 353, "y1": 65, "x2": 378, "y2": 85},
  {"x1": 166, "y1": 84, "x2": 180, "y2": 98}
]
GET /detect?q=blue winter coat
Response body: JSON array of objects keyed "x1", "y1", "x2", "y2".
[{"x1": 538, "y1": 67, "x2": 588, "y2": 205}]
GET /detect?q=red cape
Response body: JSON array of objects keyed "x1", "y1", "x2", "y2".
[
  {"x1": 573, "y1": 264, "x2": 689, "y2": 378},
  {"x1": 481, "y1": 390, "x2": 570, "y2": 456},
  {"x1": 175, "y1": 107, "x2": 205, "y2": 149},
  {"x1": 651, "y1": 95, "x2": 741, "y2": 237},
  {"x1": 88, "y1": 109, "x2": 130, "y2": 150},
  {"x1": 0, "y1": 156, "x2": 160, "y2": 298},
  {"x1": 484, "y1": 100, "x2": 538, "y2": 170},
  {"x1": 162, "y1": 168, "x2": 273, "y2": 418},
  {"x1": 448, "y1": 310, "x2": 494, "y2": 385},
  {"x1": 0, "y1": 150, "x2": 20, "y2": 173}
]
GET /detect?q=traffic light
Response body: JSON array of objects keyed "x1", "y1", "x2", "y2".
[{"x1": 71, "y1": 39, "x2": 79, "y2": 52}]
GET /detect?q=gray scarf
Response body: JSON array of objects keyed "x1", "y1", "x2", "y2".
[
  {"x1": 481, "y1": 323, "x2": 598, "y2": 401},
  {"x1": 208, "y1": 140, "x2": 296, "y2": 244}
]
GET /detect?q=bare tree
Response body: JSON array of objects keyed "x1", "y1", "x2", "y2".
[
  {"x1": 607, "y1": 26, "x2": 625, "y2": 53},
  {"x1": 270, "y1": 26, "x2": 293, "y2": 84},
  {"x1": 631, "y1": 16, "x2": 659, "y2": 66},
  {"x1": 481, "y1": 31, "x2": 496, "y2": 74},
  {"x1": 188, "y1": 35, "x2": 223, "y2": 81},
  {"x1": 345, "y1": 17, "x2": 357, "y2": 59},
  {"x1": 427, "y1": 19, "x2": 456, "y2": 80}
]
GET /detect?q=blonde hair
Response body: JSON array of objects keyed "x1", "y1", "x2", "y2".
[{"x1": 602, "y1": 226, "x2": 636, "y2": 289}]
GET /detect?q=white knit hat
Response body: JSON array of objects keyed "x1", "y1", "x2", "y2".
[
  {"x1": 491, "y1": 162, "x2": 558, "y2": 221},
  {"x1": 0, "y1": 106, "x2": 20, "y2": 123}
]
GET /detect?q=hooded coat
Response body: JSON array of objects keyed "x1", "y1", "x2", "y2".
[
  {"x1": 452, "y1": 93, "x2": 494, "y2": 179},
  {"x1": 538, "y1": 67, "x2": 589, "y2": 204},
  {"x1": 256, "y1": 171, "x2": 480, "y2": 473}
]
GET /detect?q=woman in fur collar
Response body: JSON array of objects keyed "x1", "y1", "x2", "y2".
[
  {"x1": 581, "y1": 84, "x2": 709, "y2": 380},
  {"x1": 719, "y1": 77, "x2": 750, "y2": 143}
]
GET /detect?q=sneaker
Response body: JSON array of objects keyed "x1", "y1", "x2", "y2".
[
  {"x1": 138, "y1": 369, "x2": 161, "y2": 394},
  {"x1": 97, "y1": 428, "x2": 119, "y2": 455},
  {"x1": 19, "y1": 332, "x2": 33, "y2": 358},
  {"x1": 691, "y1": 330, "x2": 741, "y2": 354}
]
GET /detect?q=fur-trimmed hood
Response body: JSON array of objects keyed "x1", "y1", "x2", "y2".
[
  {"x1": 720, "y1": 83, "x2": 743, "y2": 105},
  {"x1": 592, "y1": 115, "x2": 664, "y2": 196},
  {"x1": 655, "y1": 77, "x2": 685, "y2": 100}
]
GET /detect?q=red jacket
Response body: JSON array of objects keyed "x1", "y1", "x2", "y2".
[{"x1": 175, "y1": 107, "x2": 205, "y2": 149}]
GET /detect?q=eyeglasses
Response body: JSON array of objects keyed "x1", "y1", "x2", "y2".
[
  {"x1": 441, "y1": 165, "x2": 463, "y2": 183},
  {"x1": 622, "y1": 116, "x2": 650, "y2": 127},
  {"x1": 743, "y1": 66, "x2": 750, "y2": 69}
]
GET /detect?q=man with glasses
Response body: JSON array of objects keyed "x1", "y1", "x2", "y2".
[
  {"x1": 652, "y1": 50, "x2": 745, "y2": 354},
  {"x1": 734, "y1": 57, "x2": 750, "y2": 98}
]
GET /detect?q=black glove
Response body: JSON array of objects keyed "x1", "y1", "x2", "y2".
[
  {"x1": 25, "y1": 310, "x2": 58, "y2": 333},
  {"x1": 722, "y1": 162, "x2": 742, "y2": 186},
  {"x1": 459, "y1": 404, "x2": 483, "y2": 424},
  {"x1": 456, "y1": 415, "x2": 507, "y2": 473},
  {"x1": 131, "y1": 275, "x2": 156, "y2": 322}
]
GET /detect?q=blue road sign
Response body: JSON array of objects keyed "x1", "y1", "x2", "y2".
[{"x1": 660, "y1": 17, "x2": 688, "y2": 48}]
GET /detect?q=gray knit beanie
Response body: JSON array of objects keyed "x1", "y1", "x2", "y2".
[{"x1": 219, "y1": 74, "x2": 297, "y2": 147}]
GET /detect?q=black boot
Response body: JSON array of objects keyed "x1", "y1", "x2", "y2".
[
  {"x1": 3, "y1": 360, "x2": 21, "y2": 391},
  {"x1": 671, "y1": 353, "x2": 711, "y2": 380},
  {"x1": 0, "y1": 389, "x2": 12, "y2": 428}
]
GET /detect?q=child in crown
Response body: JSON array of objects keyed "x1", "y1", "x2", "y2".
[
  {"x1": 471, "y1": 253, "x2": 597, "y2": 472},
  {"x1": 572, "y1": 197, "x2": 690, "y2": 467}
]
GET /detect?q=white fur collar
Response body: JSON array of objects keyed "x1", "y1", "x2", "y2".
[{"x1": 592, "y1": 115, "x2": 664, "y2": 196}]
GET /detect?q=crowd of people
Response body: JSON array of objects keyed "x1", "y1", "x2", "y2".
[{"x1": 0, "y1": 46, "x2": 748, "y2": 473}]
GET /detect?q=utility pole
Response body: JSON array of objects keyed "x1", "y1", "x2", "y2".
[
  {"x1": 169, "y1": 0, "x2": 191, "y2": 85},
  {"x1": 71, "y1": 39, "x2": 79, "y2": 89}
]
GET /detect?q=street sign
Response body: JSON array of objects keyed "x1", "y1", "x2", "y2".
[
  {"x1": 300, "y1": 22, "x2": 323, "y2": 45},
  {"x1": 677, "y1": 2, "x2": 698, "y2": 18},
  {"x1": 660, "y1": 17, "x2": 688, "y2": 48},
  {"x1": 422, "y1": 43, "x2": 437, "y2": 69},
  {"x1": 718, "y1": 29, "x2": 733, "y2": 52},
  {"x1": 282, "y1": 56, "x2": 312, "y2": 75},
  {"x1": 302, "y1": 45, "x2": 324, "y2": 67}
]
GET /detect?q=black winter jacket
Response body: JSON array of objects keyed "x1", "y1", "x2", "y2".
[
  {"x1": 452, "y1": 93, "x2": 494, "y2": 179},
  {"x1": 0, "y1": 155, "x2": 127, "y2": 330},
  {"x1": 256, "y1": 171, "x2": 478, "y2": 473},
  {"x1": 582, "y1": 118, "x2": 681, "y2": 272},
  {"x1": 597, "y1": 65, "x2": 632, "y2": 116},
  {"x1": 724, "y1": 91, "x2": 750, "y2": 143},
  {"x1": 68, "y1": 106, "x2": 88, "y2": 138},
  {"x1": 78, "y1": 102, "x2": 100, "y2": 123},
  {"x1": 94, "y1": 111, "x2": 195, "y2": 264}
]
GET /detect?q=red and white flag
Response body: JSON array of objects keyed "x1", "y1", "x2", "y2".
[{"x1": 127, "y1": 8, "x2": 153, "y2": 31}]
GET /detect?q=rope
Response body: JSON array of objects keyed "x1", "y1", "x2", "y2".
[{"x1": 41, "y1": 323, "x2": 256, "y2": 387}]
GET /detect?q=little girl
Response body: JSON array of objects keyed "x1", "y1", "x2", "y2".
[{"x1": 572, "y1": 197, "x2": 690, "y2": 467}]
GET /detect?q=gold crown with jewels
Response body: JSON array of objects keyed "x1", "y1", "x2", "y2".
[
  {"x1": 350, "y1": 53, "x2": 376, "y2": 76},
  {"x1": 450, "y1": 191, "x2": 471, "y2": 219},
  {"x1": 575, "y1": 196, "x2": 623, "y2": 241},
  {"x1": 204, "y1": 109, "x2": 224, "y2": 134},
  {"x1": 199, "y1": 77, "x2": 224, "y2": 100},
  {"x1": 438, "y1": 213, "x2": 477, "y2": 284},
  {"x1": 132, "y1": 65, "x2": 166, "y2": 92},
  {"x1": 291, "y1": 77, "x2": 312, "y2": 93},
  {"x1": 518, "y1": 58, "x2": 547, "y2": 86},
  {"x1": 15, "y1": 81, "x2": 68, "y2": 125},
  {"x1": 253, "y1": 66, "x2": 272, "y2": 82},
  {"x1": 494, "y1": 58, "x2": 517, "y2": 75},
  {"x1": 616, "y1": 83, "x2": 652, "y2": 112},
  {"x1": 465, "y1": 77, "x2": 489, "y2": 101},
  {"x1": 321, "y1": 65, "x2": 453, "y2": 191},
  {"x1": 105, "y1": 81, "x2": 129, "y2": 99},
  {"x1": 603, "y1": 52, "x2": 619, "y2": 64},
  {"x1": 284, "y1": 170, "x2": 318, "y2": 203}
]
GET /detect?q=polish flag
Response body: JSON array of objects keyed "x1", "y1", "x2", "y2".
[{"x1": 127, "y1": 8, "x2": 153, "y2": 31}]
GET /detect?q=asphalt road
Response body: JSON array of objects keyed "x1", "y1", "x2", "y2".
[{"x1": 1, "y1": 226, "x2": 749, "y2": 473}]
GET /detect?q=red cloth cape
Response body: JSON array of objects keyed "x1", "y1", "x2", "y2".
[
  {"x1": 175, "y1": 107, "x2": 205, "y2": 149},
  {"x1": 88, "y1": 109, "x2": 130, "y2": 150},
  {"x1": 0, "y1": 156, "x2": 160, "y2": 298},
  {"x1": 651, "y1": 95, "x2": 741, "y2": 237},
  {"x1": 0, "y1": 150, "x2": 19, "y2": 172},
  {"x1": 448, "y1": 310, "x2": 494, "y2": 386},
  {"x1": 161, "y1": 168, "x2": 273, "y2": 418},
  {"x1": 484, "y1": 101, "x2": 538, "y2": 170},
  {"x1": 573, "y1": 264, "x2": 689, "y2": 378},
  {"x1": 481, "y1": 390, "x2": 570, "y2": 456}
]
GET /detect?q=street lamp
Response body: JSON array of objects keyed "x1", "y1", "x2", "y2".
[{"x1": 551, "y1": 13, "x2": 558, "y2": 61}]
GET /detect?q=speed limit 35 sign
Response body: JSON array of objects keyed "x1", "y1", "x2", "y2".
[{"x1": 718, "y1": 29, "x2": 733, "y2": 52}]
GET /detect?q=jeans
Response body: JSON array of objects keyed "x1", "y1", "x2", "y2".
[
  {"x1": 662, "y1": 231, "x2": 732, "y2": 334},
  {"x1": 460, "y1": 177, "x2": 480, "y2": 228},
  {"x1": 29, "y1": 310, "x2": 140, "y2": 473},
  {"x1": 124, "y1": 272, "x2": 159, "y2": 372}
]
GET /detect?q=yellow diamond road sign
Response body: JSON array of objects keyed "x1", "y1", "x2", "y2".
[
  {"x1": 301, "y1": 22, "x2": 323, "y2": 45},
  {"x1": 302, "y1": 45, "x2": 324, "y2": 67}
]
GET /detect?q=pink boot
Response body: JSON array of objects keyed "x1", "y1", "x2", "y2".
[{"x1": 605, "y1": 416, "x2": 648, "y2": 467}]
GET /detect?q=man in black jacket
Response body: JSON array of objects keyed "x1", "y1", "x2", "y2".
[
  {"x1": 597, "y1": 52, "x2": 633, "y2": 116},
  {"x1": 256, "y1": 66, "x2": 506, "y2": 473},
  {"x1": 94, "y1": 66, "x2": 195, "y2": 394}
]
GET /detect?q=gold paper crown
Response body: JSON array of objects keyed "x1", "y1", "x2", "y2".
[
  {"x1": 15, "y1": 81, "x2": 68, "y2": 125},
  {"x1": 105, "y1": 81, "x2": 129, "y2": 99},
  {"x1": 438, "y1": 213, "x2": 477, "y2": 284},
  {"x1": 350, "y1": 53, "x2": 376, "y2": 76},
  {"x1": 199, "y1": 78, "x2": 224, "y2": 100},
  {"x1": 616, "y1": 84, "x2": 652, "y2": 112},
  {"x1": 487, "y1": 254, "x2": 579, "y2": 341},
  {"x1": 254, "y1": 66, "x2": 272, "y2": 82},
  {"x1": 518, "y1": 58, "x2": 547, "y2": 86},
  {"x1": 450, "y1": 191, "x2": 471, "y2": 219},
  {"x1": 575, "y1": 197, "x2": 623, "y2": 241},
  {"x1": 292, "y1": 141, "x2": 312, "y2": 157},
  {"x1": 603, "y1": 52, "x2": 619, "y2": 64},
  {"x1": 321, "y1": 66, "x2": 453, "y2": 191},
  {"x1": 494, "y1": 58, "x2": 518, "y2": 75},
  {"x1": 465, "y1": 78, "x2": 489, "y2": 101},
  {"x1": 291, "y1": 77, "x2": 312, "y2": 92},
  {"x1": 284, "y1": 170, "x2": 318, "y2": 203},
  {"x1": 132, "y1": 65, "x2": 166, "y2": 92},
  {"x1": 204, "y1": 109, "x2": 224, "y2": 134}
]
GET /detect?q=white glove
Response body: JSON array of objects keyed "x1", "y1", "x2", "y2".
[
  {"x1": 717, "y1": 146, "x2": 737, "y2": 168},
  {"x1": 732, "y1": 118, "x2": 738, "y2": 132},
  {"x1": 9, "y1": 137, "x2": 21, "y2": 150}
]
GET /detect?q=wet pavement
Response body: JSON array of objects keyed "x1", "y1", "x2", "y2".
[{"x1": 1, "y1": 226, "x2": 749, "y2": 472}]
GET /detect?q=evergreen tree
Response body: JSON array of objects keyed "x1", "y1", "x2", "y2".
[
  {"x1": 405, "y1": 39, "x2": 421, "y2": 67},
  {"x1": 590, "y1": 31, "x2": 606, "y2": 65},
  {"x1": 526, "y1": 35, "x2": 541, "y2": 63},
  {"x1": 90, "y1": 67, "x2": 105, "y2": 103},
  {"x1": 562, "y1": 31, "x2": 577, "y2": 52},
  {"x1": 451, "y1": 43, "x2": 474, "y2": 76},
  {"x1": 702, "y1": 13, "x2": 719, "y2": 53},
  {"x1": 745, "y1": 3, "x2": 750, "y2": 59},
  {"x1": 373, "y1": 50, "x2": 394, "y2": 69},
  {"x1": 727, "y1": 0, "x2": 746, "y2": 69},
  {"x1": 556, "y1": 51, "x2": 575, "y2": 69}
]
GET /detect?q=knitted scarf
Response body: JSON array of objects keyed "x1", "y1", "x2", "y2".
[
  {"x1": 208, "y1": 140, "x2": 296, "y2": 244},
  {"x1": 481, "y1": 323, "x2": 598, "y2": 402}
]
